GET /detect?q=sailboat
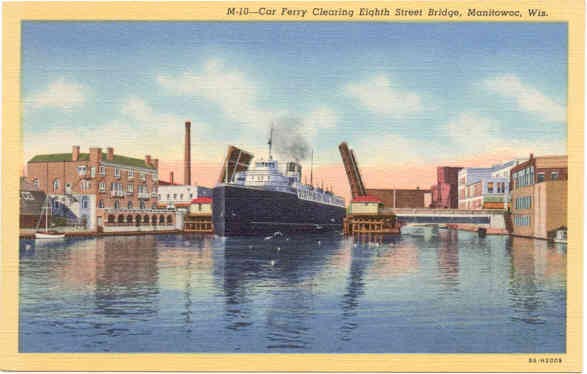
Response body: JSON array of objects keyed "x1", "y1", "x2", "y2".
[{"x1": 35, "y1": 197, "x2": 65, "y2": 239}]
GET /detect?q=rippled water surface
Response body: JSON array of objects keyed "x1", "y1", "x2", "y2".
[{"x1": 19, "y1": 230, "x2": 566, "y2": 352}]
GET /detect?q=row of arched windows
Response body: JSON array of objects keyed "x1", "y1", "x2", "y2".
[{"x1": 106, "y1": 214, "x2": 173, "y2": 225}]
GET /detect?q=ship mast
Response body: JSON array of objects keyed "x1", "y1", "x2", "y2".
[
  {"x1": 310, "y1": 149, "x2": 314, "y2": 186},
  {"x1": 268, "y1": 123, "x2": 274, "y2": 160}
]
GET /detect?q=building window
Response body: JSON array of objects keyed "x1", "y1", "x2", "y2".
[
  {"x1": 33, "y1": 178, "x2": 39, "y2": 189},
  {"x1": 128, "y1": 201, "x2": 133, "y2": 209},
  {"x1": 158, "y1": 194, "x2": 161, "y2": 200},
  {"x1": 551, "y1": 171, "x2": 559, "y2": 180},
  {"x1": 114, "y1": 200, "x2": 120, "y2": 209},
  {"x1": 537, "y1": 172, "x2": 545, "y2": 182},
  {"x1": 173, "y1": 193, "x2": 177, "y2": 199},
  {"x1": 515, "y1": 196, "x2": 532, "y2": 210},
  {"x1": 98, "y1": 199, "x2": 104, "y2": 208},
  {"x1": 114, "y1": 168, "x2": 120, "y2": 178},
  {"x1": 514, "y1": 215, "x2": 531, "y2": 226},
  {"x1": 90, "y1": 167, "x2": 96, "y2": 178},
  {"x1": 140, "y1": 200, "x2": 145, "y2": 209},
  {"x1": 127, "y1": 184, "x2": 134, "y2": 193},
  {"x1": 81, "y1": 196, "x2": 89, "y2": 209},
  {"x1": 77, "y1": 165, "x2": 87, "y2": 176},
  {"x1": 487, "y1": 182, "x2": 494, "y2": 194},
  {"x1": 99, "y1": 182, "x2": 105, "y2": 192},
  {"x1": 152, "y1": 203, "x2": 157, "y2": 209},
  {"x1": 80, "y1": 181, "x2": 91, "y2": 192},
  {"x1": 53, "y1": 179, "x2": 60, "y2": 192},
  {"x1": 140, "y1": 172, "x2": 146, "y2": 181},
  {"x1": 180, "y1": 193, "x2": 184, "y2": 200},
  {"x1": 167, "y1": 194, "x2": 170, "y2": 199},
  {"x1": 189, "y1": 193, "x2": 193, "y2": 198},
  {"x1": 99, "y1": 166, "x2": 106, "y2": 175},
  {"x1": 128, "y1": 169, "x2": 134, "y2": 177}
]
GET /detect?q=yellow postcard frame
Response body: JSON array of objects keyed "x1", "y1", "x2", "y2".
[{"x1": 1, "y1": 1, "x2": 583, "y2": 372}]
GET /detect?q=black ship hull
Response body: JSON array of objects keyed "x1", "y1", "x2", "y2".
[{"x1": 213, "y1": 184, "x2": 346, "y2": 236}]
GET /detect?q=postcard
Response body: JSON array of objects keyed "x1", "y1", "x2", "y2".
[{"x1": 1, "y1": 1, "x2": 583, "y2": 372}]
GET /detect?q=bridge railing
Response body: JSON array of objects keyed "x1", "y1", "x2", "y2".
[{"x1": 383, "y1": 208, "x2": 504, "y2": 215}]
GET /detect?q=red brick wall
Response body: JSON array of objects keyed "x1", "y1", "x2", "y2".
[
  {"x1": 27, "y1": 160, "x2": 90, "y2": 195},
  {"x1": 27, "y1": 158, "x2": 158, "y2": 211},
  {"x1": 366, "y1": 188, "x2": 429, "y2": 208}
]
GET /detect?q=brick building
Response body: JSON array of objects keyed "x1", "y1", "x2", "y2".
[
  {"x1": 366, "y1": 188, "x2": 431, "y2": 208},
  {"x1": 430, "y1": 166, "x2": 462, "y2": 208},
  {"x1": 26, "y1": 146, "x2": 174, "y2": 231},
  {"x1": 510, "y1": 154, "x2": 567, "y2": 239}
]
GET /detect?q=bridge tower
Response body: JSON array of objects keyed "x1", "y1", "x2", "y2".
[{"x1": 339, "y1": 142, "x2": 367, "y2": 198}]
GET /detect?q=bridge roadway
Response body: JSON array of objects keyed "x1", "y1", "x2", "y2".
[{"x1": 383, "y1": 208, "x2": 506, "y2": 229}]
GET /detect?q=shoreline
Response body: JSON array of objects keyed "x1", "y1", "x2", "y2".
[{"x1": 20, "y1": 226, "x2": 561, "y2": 242}]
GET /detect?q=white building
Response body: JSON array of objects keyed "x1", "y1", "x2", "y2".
[
  {"x1": 458, "y1": 160, "x2": 523, "y2": 210},
  {"x1": 349, "y1": 195, "x2": 383, "y2": 215},
  {"x1": 157, "y1": 183, "x2": 212, "y2": 211}
]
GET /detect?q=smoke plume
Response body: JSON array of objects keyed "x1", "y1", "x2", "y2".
[{"x1": 271, "y1": 117, "x2": 311, "y2": 161}]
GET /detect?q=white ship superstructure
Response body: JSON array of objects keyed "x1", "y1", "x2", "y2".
[{"x1": 231, "y1": 158, "x2": 345, "y2": 208}]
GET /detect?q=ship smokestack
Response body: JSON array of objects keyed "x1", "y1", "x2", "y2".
[
  {"x1": 184, "y1": 121, "x2": 191, "y2": 185},
  {"x1": 170, "y1": 171, "x2": 174, "y2": 185}
]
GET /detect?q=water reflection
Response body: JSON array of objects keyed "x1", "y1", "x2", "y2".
[
  {"x1": 19, "y1": 231, "x2": 566, "y2": 353},
  {"x1": 508, "y1": 237, "x2": 566, "y2": 326},
  {"x1": 436, "y1": 230, "x2": 459, "y2": 288},
  {"x1": 339, "y1": 244, "x2": 369, "y2": 342}
]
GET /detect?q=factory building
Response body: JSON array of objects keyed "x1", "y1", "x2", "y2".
[
  {"x1": 366, "y1": 188, "x2": 431, "y2": 209},
  {"x1": 157, "y1": 121, "x2": 213, "y2": 211},
  {"x1": 430, "y1": 166, "x2": 462, "y2": 208},
  {"x1": 510, "y1": 154, "x2": 567, "y2": 239}
]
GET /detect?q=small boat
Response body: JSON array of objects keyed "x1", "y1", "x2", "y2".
[
  {"x1": 35, "y1": 231, "x2": 65, "y2": 239},
  {"x1": 553, "y1": 228, "x2": 567, "y2": 244},
  {"x1": 35, "y1": 197, "x2": 65, "y2": 240}
]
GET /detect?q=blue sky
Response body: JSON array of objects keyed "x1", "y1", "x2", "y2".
[{"x1": 22, "y1": 22, "x2": 567, "y2": 178}]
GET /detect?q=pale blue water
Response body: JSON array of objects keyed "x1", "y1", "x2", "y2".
[{"x1": 19, "y1": 230, "x2": 566, "y2": 353}]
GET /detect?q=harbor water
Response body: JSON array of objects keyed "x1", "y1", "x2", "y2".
[{"x1": 19, "y1": 229, "x2": 566, "y2": 353}]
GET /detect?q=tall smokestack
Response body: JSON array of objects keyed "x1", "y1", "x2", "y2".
[{"x1": 184, "y1": 121, "x2": 191, "y2": 185}]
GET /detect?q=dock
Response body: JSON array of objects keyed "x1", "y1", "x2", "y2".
[{"x1": 343, "y1": 212, "x2": 400, "y2": 235}]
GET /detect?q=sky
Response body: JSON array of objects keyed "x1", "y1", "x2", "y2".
[{"x1": 22, "y1": 22, "x2": 567, "y2": 199}]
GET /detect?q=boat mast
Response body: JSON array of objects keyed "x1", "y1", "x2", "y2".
[{"x1": 45, "y1": 201, "x2": 49, "y2": 231}]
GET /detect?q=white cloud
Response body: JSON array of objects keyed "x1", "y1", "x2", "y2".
[
  {"x1": 350, "y1": 112, "x2": 565, "y2": 168},
  {"x1": 26, "y1": 78, "x2": 87, "y2": 111},
  {"x1": 354, "y1": 132, "x2": 440, "y2": 166},
  {"x1": 344, "y1": 74, "x2": 422, "y2": 117},
  {"x1": 443, "y1": 112, "x2": 565, "y2": 161},
  {"x1": 444, "y1": 112, "x2": 503, "y2": 156},
  {"x1": 302, "y1": 107, "x2": 338, "y2": 137},
  {"x1": 24, "y1": 97, "x2": 223, "y2": 163},
  {"x1": 484, "y1": 74, "x2": 566, "y2": 123},
  {"x1": 157, "y1": 59, "x2": 272, "y2": 129}
]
